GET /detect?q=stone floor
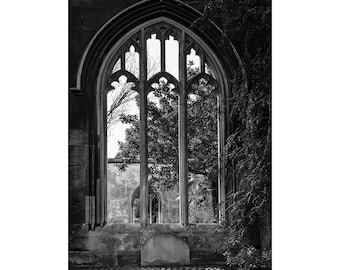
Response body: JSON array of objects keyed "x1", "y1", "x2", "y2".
[{"x1": 69, "y1": 266, "x2": 226, "y2": 270}]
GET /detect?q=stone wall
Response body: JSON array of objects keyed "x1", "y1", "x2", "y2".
[
  {"x1": 69, "y1": 0, "x2": 227, "y2": 266},
  {"x1": 69, "y1": 224, "x2": 224, "y2": 267},
  {"x1": 69, "y1": 91, "x2": 89, "y2": 225},
  {"x1": 70, "y1": 161, "x2": 223, "y2": 267},
  {"x1": 69, "y1": 0, "x2": 205, "y2": 227},
  {"x1": 69, "y1": 0, "x2": 203, "y2": 87},
  {"x1": 107, "y1": 163, "x2": 180, "y2": 224}
]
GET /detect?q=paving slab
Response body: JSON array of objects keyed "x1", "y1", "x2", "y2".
[{"x1": 69, "y1": 265, "x2": 226, "y2": 270}]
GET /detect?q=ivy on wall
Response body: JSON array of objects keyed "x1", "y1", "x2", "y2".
[{"x1": 197, "y1": 0, "x2": 271, "y2": 268}]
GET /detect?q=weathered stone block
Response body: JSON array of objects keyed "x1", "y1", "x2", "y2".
[
  {"x1": 70, "y1": 129, "x2": 89, "y2": 145},
  {"x1": 69, "y1": 165, "x2": 87, "y2": 188},
  {"x1": 70, "y1": 187, "x2": 86, "y2": 224},
  {"x1": 141, "y1": 233, "x2": 190, "y2": 266},
  {"x1": 69, "y1": 251, "x2": 98, "y2": 265},
  {"x1": 69, "y1": 145, "x2": 89, "y2": 165},
  {"x1": 140, "y1": 224, "x2": 189, "y2": 245}
]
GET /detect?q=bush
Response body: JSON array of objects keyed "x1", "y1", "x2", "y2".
[{"x1": 224, "y1": 245, "x2": 271, "y2": 270}]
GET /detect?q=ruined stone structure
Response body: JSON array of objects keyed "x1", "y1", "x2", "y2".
[
  {"x1": 107, "y1": 162, "x2": 180, "y2": 224},
  {"x1": 69, "y1": 0, "x2": 243, "y2": 267}
]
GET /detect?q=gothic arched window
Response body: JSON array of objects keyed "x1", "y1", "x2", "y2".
[{"x1": 98, "y1": 17, "x2": 228, "y2": 227}]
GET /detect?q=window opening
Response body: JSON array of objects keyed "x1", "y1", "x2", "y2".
[
  {"x1": 106, "y1": 69, "x2": 140, "y2": 223},
  {"x1": 147, "y1": 34, "x2": 161, "y2": 79},
  {"x1": 112, "y1": 58, "x2": 121, "y2": 74},
  {"x1": 102, "y1": 18, "x2": 227, "y2": 226},
  {"x1": 204, "y1": 63, "x2": 216, "y2": 79},
  {"x1": 165, "y1": 36, "x2": 179, "y2": 80},
  {"x1": 132, "y1": 191, "x2": 140, "y2": 223},
  {"x1": 187, "y1": 80, "x2": 218, "y2": 223},
  {"x1": 131, "y1": 186, "x2": 162, "y2": 224},
  {"x1": 147, "y1": 82, "x2": 179, "y2": 223},
  {"x1": 125, "y1": 45, "x2": 140, "y2": 79},
  {"x1": 186, "y1": 48, "x2": 201, "y2": 80}
]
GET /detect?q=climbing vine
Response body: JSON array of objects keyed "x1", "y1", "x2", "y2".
[{"x1": 197, "y1": 0, "x2": 271, "y2": 268}]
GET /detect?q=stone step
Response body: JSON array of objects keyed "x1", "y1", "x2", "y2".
[{"x1": 69, "y1": 266, "x2": 226, "y2": 270}]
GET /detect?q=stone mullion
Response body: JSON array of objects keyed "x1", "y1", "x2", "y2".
[
  {"x1": 178, "y1": 30, "x2": 188, "y2": 226},
  {"x1": 149, "y1": 195, "x2": 152, "y2": 224},
  {"x1": 158, "y1": 198, "x2": 161, "y2": 223},
  {"x1": 121, "y1": 49, "x2": 126, "y2": 71},
  {"x1": 102, "y1": 112, "x2": 107, "y2": 226},
  {"x1": 95, "y1": 81, "x2": 103, "y2": 227},
  {"x1": 160, "y1": 35, "x2": 165, "y2": 72},
  {"x1": 218, "y1": 92, "x2": 226, "y2": 222},
  {"x1": 200, "y1": 53, "x2": 205, "y2": 73},
  {"x1": 139, "y1": 28, "x2": 149, "y2": 227},
  {"x1": 98, "y1": 86, "x2": 107, "y2": 226},
  {"x1": 89, "y1": 143, "x2": 96, "y2": 230}
]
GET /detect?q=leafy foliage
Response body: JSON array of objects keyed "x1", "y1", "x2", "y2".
[
  {"x1": 204, "y1": 222, "x2": 271, "y2": 270},
  {"x1": 195, "y1": 0, "x2": 271, "y2": 268},
  {"x1": 115, "y1": 64, "x2": 220, "y2": 220},
  {"x1": 113, "y1": 0, "x2": 271, "y2": 265}
]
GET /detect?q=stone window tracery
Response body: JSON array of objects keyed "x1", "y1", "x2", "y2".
[{"x1": 101, "y1": 18, "x2": 227, "y2": 227}]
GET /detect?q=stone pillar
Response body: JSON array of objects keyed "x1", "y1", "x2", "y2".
[
  {"x1": 140, "y1": 29, "x2": 149, "y2": 227},
  {"x1": 161, "y1": 35, "x2": 165, "y2": 72},
  {"x1": 218, "y1": 93, "x2": 226, "y2": 222},
  {"x1": 178, "y1": 30, "x2": 188, "y2": 226}
]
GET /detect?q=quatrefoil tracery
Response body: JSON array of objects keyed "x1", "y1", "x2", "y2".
[
  {"x1": 186, "y1": 73, "x2": 219, "y2": 96},
  {"x1": 109, "y1": 70, "x2": 140, "y2": 93},
  {"x1": 146, "y1": 72, "x2": 180, "y2": 95},
  {"x1": 150, "y1": 77, "x2": 176, "y2": 92}
]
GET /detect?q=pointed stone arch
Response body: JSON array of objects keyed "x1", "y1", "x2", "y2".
[{"x1": 75, "y1": 0, "x2": 244, "y2": 229}]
